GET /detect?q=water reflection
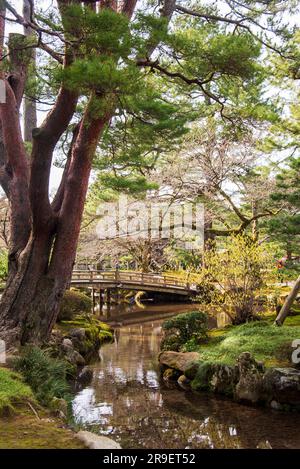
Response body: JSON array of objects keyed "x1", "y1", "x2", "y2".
[{"x1": 72, "y1": 318, "x2": 300, "y2": 449}]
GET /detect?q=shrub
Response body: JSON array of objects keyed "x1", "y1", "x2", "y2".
[
  {"x1": 161, "y1": 311, "x2": 208, "y2": 351},
  {"x1": 58, "y1": 289, "x2": 92, "y2": 321},
  {"x1": 197, "y1": 235, "x2": 275, "y2": 324},
  {"x1": 13, "y1": 347, "x2": 71, "y2": 406}
]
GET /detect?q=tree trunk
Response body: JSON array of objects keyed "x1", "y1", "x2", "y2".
[
  {"x1": 251, "y1": 200, "x2": 259, "y2": 242},
  {"x1": 286, "y1": 241, "x2": 292, "y2": 261},
  {"x1": 275, "y1": 275, "x2": 300, "y2": 326},
  {"x1": 23, "y1": 0, "x2": 37, "y2": 144},
  {"x1": 0, "y1": 230, "x2": 58, "y2": 346}
]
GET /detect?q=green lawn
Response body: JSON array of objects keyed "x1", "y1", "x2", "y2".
[{"x1": 188, "y1": 315, "x2": 300, "y2": 367}]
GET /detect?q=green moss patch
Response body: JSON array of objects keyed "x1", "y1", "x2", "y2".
[
  {"x1": 59, "y1": 316, "x2": 113, "y2": 357},
  {"x1": 0, "y1": 407, "x2": 85, "y2": 449},
  {"x1": 0, "y1": 367, "x2": 34, "y2": 416},
  {"x1": 186, "y1": 319, "x2": 300, "y2": 367}
]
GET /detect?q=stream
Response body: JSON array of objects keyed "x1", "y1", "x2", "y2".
[{"x1": 72, "y1": 304, "x2": 300, "y2": 449}]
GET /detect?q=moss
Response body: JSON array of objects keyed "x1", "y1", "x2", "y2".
[
  {"x1": 0, "y1": 406, "x2": 85, "y2": 449},
  {"x1": 187, "y1": 319, "x2": 300, "y2": 367},
  {"x1": 59, "y1": 316, "x2": 113, "y2": 357},
  {"x1": 58, "y1": 290, "x2": 92, "y2": 321},
  {"x1": 191, "y1": 362, "x2": 214, "y2": 391},
  {"x1": 0, "y1": 367, "x2": 34, "y2": 416},
  {"x1": 99, "y1": 330, "x2": 114, "y2": 344}
]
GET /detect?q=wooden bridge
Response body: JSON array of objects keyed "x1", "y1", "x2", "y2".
[{"x1": 71, "y1": 270, "x2": 199, "y2": 296}]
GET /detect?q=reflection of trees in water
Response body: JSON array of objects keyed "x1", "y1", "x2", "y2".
[
  {"x1": 73, "y1": 324, "x2": 300, "y2": 449},
  {"x1": 161, "y1": 389, "x2": 300, "y2": 449}
]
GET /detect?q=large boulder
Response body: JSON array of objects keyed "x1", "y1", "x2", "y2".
[
  {"x1": 62, "y1": 343, "x2": 86, "y2": 367},
  {"x1": 263, "y1": 367, "x2": 300, "y2": 408},
  {"x1": 210, "y1": 363, "x2": 239, "y2": 395},
  {"x1": 189, "y1": 362, "x2": 238, "y2": 394},
  {"x1": 234, "y1": 352, "x2": 265, "y2": 404},
  {"x1": 159, "y1": 351, "x2": 201, "y2": 373}
]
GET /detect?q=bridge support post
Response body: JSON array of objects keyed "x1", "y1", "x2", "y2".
[
  {"x1": 115, "y1": 288, "x2": 120, "y2": 305},
  {"x1": 106, "y1": 289, "x2": 111, "y2": 318},
  {"x1": 92, "y1": 288, "x2": 95, "y2": 314},
  {"x1": 99, "y1": 288, "x2": 103, "y2": 313}
]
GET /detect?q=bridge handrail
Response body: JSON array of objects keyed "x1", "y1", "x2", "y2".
[{"x1": 71, "y1": 269, "x2": 194, "y2": 289}]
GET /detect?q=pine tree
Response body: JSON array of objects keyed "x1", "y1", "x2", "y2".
[{"x1": 0, "y1": 0, "x2": 294, "y2": 345}]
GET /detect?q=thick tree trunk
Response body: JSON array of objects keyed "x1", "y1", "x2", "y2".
[{"x1": 0, "y1": 230, "x2": 57, "y2": 345}]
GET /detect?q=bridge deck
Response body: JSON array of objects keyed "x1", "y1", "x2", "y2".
[{"x1": 71, "y1": 270, "x2": 198, "y2": 296}]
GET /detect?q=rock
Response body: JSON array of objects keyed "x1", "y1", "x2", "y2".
[
  {"x1": 177, "y1": 374, "x2": 191, "y2": 390},
  {"x1": 68, "y1": 328, "x2": 86, "y2": 340},
  {"x1": 64, "y1": 347, "x2": 86, "y2": 366},
  {"x1": 270, "y1": 400, "x2": 282, "y2": 410},
  {"x1": 190, "y1": 361, "x2": 214, "y2": 391},
  {"x1": 184, "y1": 361, "x2": 202, "y2": 380},
  {"x1": 209, "y1": 364, "x2": 238, "y2": 396},
  {"x1": 159, "y1": 351, "x2": 201, "y2": 373},
  {"x1": 163, "y1": 367, "x2": 180, "y2": 383},
  {"x1": 76, "y1": 431, "x2": 121, "y2": 449},
  {"x1": 235, "y1": 352, "x2": 265, "y2": 404},
  {"x1": 62, "y1": 338, "x2": 73, "y2": 348},
  {"x1": 256, "y1": 440, "x2": 272, "y2": 449},
  {"x1": 263, "y1": 367, "x2": 300, "y2": 408},
  {"x1": 78, "y1": 366, "x2": 93, "y2": 385},
  {"x1": 66, "y1": 328, "x2": 89, "y2": 357}
]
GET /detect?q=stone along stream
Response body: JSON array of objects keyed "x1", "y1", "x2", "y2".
[{"x1": 72, "y1": 306, "x2": 300, "y2": 449}]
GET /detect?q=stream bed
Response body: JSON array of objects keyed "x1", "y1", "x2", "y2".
[{"x1": 72, "y1": 306, "x2": 300, "y2": 449}]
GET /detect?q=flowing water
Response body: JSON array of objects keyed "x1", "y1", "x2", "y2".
[{"x1": 72, "y1": 304, "x2": 300, "y2": 449}]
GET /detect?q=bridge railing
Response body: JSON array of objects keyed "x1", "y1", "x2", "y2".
[{"x1": 71, "y1": 270, "x2": 196, "y2": 290}]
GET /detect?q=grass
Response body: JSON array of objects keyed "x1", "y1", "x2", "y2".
[
  {"x1": 13, "y1": 347, "x2": 71, "y2": 407},
  {"x1": 0, "y1": 367, "x2": 34, "y2": 416},
  {"x1": 186, "y1": 314, "x2": 300, "y2": 367}
]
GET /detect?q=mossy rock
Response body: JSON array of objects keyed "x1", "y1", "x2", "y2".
[
  {"x1": 61, "y1": 316, "x2": 113, "y2": 358},
  {"x1": 191, "y1": 362, "x2": 215, "y2": 391},
  {"x1": 58, "y1": 290, "x2": 92, "y2": 322}
]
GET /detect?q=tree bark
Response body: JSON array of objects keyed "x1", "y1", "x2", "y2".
[
  {"x1": 23, "y1": 0, "x2": 37, "y2": 144},
  {"x1": 275, "y1": 275, "x2": 300, "y2": 326}
]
